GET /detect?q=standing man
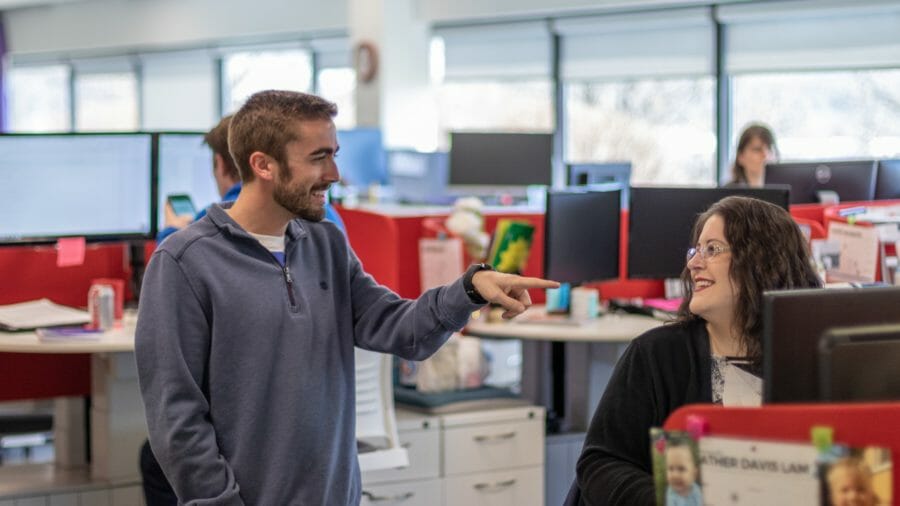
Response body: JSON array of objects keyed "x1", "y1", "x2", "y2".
[
  {"x1": 141, "y1": 112, "x2": 348, "y2": 505},
  {"x1": 135, "y1": 90, "x2": 557, "y2": 505}
]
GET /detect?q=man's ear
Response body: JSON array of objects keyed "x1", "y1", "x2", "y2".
[{"x1": 248, "y1": 152, "x2": 275, "y2": 181}]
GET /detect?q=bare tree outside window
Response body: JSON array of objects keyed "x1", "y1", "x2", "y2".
[
  {"x1": 565, "y1": 77, "x2": 716, "y2": 185},
  {"x1": 732, "y1": 70, "x2": 900, "y2": 162},
  {"x1": 436, "y1": 80, "x2": 554, "y2": 147}
]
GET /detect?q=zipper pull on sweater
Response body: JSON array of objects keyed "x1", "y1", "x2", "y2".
[{"x1": 283, "y1": 266, "x2": 298, "y2": 308}]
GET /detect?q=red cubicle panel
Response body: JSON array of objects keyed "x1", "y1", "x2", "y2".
[
  {"x1": 665, "y1": 403, "x2": 900, "y2": 505},
  {"x1": 339, "y1": 207, "x2": 547, "y2": 300},
  {"x1": 0, "y1": 243, "x2": 133, "y2": 401}
]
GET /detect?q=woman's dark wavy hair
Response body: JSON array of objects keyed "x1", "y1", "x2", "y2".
[{"x1": 676, "y1": 196, "x2": 822, "y2": 363}]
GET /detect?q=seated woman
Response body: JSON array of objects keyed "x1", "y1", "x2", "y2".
[
  {"x1": 565, "y1": 196, "x2": 821, "y2": 505},
  {"x1": 724, "y1": 123, "x2": 778, "y2": 187}
]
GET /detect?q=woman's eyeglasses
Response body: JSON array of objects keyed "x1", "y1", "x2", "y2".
[{"x1": 686, "y1": 243, "x2": 731, "y2": 262}]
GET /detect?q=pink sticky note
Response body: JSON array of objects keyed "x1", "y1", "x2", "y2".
[{"x1": 56, "y1": 237, "x2": 86, "y2": 267}]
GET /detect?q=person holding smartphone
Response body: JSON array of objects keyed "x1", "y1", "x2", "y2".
[{"x1": 156, "y1": 115, "x2": 244, "y2": 243}]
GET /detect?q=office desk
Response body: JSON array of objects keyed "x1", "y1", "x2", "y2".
[
  {"x1": 465, "y1": 309, "x2": 662, "y2": 343},
  {"x1": 465, "y1": 307, "x2": 664, "y2": 431},
  {"x1": 0, "y1": 313, "x2": 144, "y2": 486}
]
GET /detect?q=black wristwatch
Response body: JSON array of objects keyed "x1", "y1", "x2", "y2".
[{"x1": 463, "y1": 263, "x2": 493, "y2": 305}]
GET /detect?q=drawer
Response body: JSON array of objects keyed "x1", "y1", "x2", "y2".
[
  {"x1": 361, "y1": 478, "x2": 442, "y2": 506},
  {"x1": 443, "y1": 419, "x2": 544, "y2": 475},
  {"x1": 362, "y1": 429, "x2": 440, "y2": 484},
  {"x1": 444, "y1": 466, "x2": 543, "y2": 506}
]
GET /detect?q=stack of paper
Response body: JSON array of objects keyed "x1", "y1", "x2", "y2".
[{"x1": 0, "y1": 299, "x2": 90, "y2": 331}]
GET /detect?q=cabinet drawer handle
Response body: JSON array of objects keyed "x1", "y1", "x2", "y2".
[
  {"x1": 473, "y1": 478, "x2": 517, "y2": 492},
  {"x1": 473, "y1": 431, "x2": 516, "y2": 442},
  {"x1": 362, "y1": 490, "x2": 414, "y2": 502}
]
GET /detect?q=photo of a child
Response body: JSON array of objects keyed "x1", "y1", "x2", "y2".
[
  {"x1": 820, "y1": 446, "x2": 892, "y2": 506},
  {"x1": 665, "y1": 437, "x2": 703, "y2": 506},
  {"x1": 825, "y1": 456, "x2": 879, "y2": 506},
  {"x1": 650, "y1": 429, "x2": 703, "y2": 506}
]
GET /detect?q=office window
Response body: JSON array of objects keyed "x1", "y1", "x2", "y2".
[
  {"x1": 566, "y1": 77, "x2": 716, "y2": 185},
  {"x1": 74, "y1": 72, "x2": 139, "y2": 131},
  {"x1": 558, "y1": 8, "x2": 716, "y2": 185},
  {"x1": 6, "y1": 65, "x2": 71, "y2": 132},
  {"x1": 317, "y1": 67, "x2": 356, "y2": 129},
  {"x1": 434, "y1": 22, "x2": 553, "y2": 144},
  {"x1": 437, "y1": 80, "x2": 553, "y2": 136},
  {"x1": 140, "y1": 51, "x2": 217, "y2": 131},
  {"x1": 222, "y1": 49, "x2": 313, "y2": 114},
  {"x1": 732, "y1": 70, "x2": 900, "y2": 161}
]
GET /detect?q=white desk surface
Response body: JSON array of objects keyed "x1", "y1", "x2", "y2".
[
  {"x1": 465, "y1": 305, "x2": 665, "y2": 342},
  {"x1": 0, "y1": 313, "x2": 136, "y2": 354}
]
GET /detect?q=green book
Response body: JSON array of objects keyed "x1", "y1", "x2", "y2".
[{"x1": 488, "y1": 219, "x2": 535, "y2": 274}]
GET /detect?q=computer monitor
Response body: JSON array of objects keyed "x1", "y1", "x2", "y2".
[
  {"x1": 627, "y1": 186, "x2": 790, "y2": 279},
  {"x1": 386, "y1": 149, "x2": 450, "y2": 205},
  {"x1": 765, "y1": 160, "x2": 878, "y2": 204},
  {"x1": 875, "y1": 159, "x2": 900, "y2": 200},
  {"x1": 544, "y1": 187, "x2": 621, "y2": 285},
  {"x1": 336, "y1": 128, "x2": 387, "y2": 187},
  {"x1": 449, "y1": 132, "x2": 553, "y2": 188},
  {"x1": 762, "y1": 286, "x2": 900, "y2": 403},
  {"x1": 0, "y1": 133, "x2": 154, "y2": 245},
  {"x1": 567, "y1": 162, "x2": 632, "y2": 208},
  {"x1": 819, "y1": 323, "x2": 900, "y2": 402},
  {"x1": 155, "y1": 133, "x2": 218, "y2": 230}
]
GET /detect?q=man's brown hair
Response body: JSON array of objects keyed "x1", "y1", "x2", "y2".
[
  {"x1": 228, "y1": 90, "x2": 338, "y2": 182},
  {"x1": 203, "y1": 114, "x2": 239, "y2": 181}
]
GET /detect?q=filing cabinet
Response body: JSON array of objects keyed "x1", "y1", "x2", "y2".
[{"x1": 361, "y1": 405, "x2": 544, "y2": 506}]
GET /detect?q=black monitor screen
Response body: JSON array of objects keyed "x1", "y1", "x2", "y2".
[
  {"x1": 627, "y1": 186, "x2": 790, "y2": 279},
  {"x1": 568, "y1": 162, "x2": 632, "y2": 208},
  {"x1": 567, "y1": 162, "x2": 631, "y2": 186},
  {"x1": 156, "y1": 133, "x2": 218, "y2": 230},
  {"x1": 819, "y1": 323, "x2": 900, "y2": 402},
  {"x1": 875, "y1": 159, "x2": 900, "y2": 200},
  {"x1": 763, "y1": 286, "x2": 900, "y2": 403},
  {"x1": 765, "y1": 160, "x2": 877, "y2": 204},
  {"x1": 0, "y1": 133, "x2": 153, "y2": 245},
  {"x1": 449, "y1": 132, "x2": 553, "y2": 186},
  {"x1": 544, "y1": 188, "x2": 621, "y2": 285}
]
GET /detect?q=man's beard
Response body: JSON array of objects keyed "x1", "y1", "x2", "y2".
[{"x1": 273, "y1": 176, "x2": 327, "y2": 222}]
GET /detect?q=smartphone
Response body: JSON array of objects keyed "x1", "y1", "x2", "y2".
[{"x1": 167, "y1": 194, "x2": 196, "y2": 217}]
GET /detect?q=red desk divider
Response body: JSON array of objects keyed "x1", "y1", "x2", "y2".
[{"x1": 665, "y1": 402, "x2": 900, "y2": 505}]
